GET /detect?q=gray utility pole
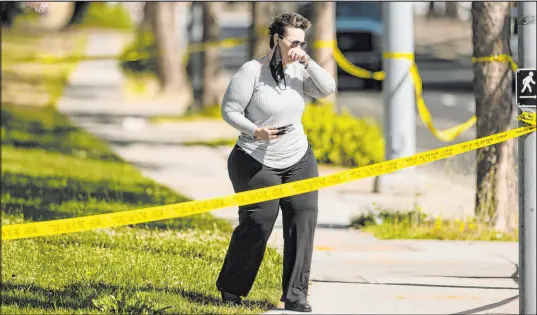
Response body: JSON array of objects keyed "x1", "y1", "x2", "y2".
[
  {"x1": 518, "y1": 2, "x2": 536, "y2": 314},
  {"x1": 375, "y1": 2, "x2": 417, "y2": 193}
]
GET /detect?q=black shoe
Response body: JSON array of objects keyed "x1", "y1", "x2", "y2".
[
  {"x1": 285, "y1": 300, "x2": 312, "y2": 312},
  {"x1": 221, "y1": 290, "x2": 242, "y2": 306}
]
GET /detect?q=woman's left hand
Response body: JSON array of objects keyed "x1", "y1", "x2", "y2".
[{"x1": 288, "y1": 47, "x2": 309, "y2": 63}]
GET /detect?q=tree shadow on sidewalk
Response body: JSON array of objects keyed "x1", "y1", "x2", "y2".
[
  {"x1": 311, "y1": 279, "x2": 518, "y2": 290},
  {"x1": 310, "y1": 279, "x2": 518, "y2": 313},
  {"x1": 450, "y1": 295, "x2": 518, "y2": 315}
]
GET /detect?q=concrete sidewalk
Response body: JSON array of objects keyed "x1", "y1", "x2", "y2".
[
  {"x1": 267, "y1": 228, "x2": 519, "y2": 314},
  {"x1": 57, "y1": 32, "x2": 519, "y2": 314}
]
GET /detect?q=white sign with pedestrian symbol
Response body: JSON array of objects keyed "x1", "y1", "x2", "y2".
[
  {"x1": 516, "y1": 68, "x2": 537, "y2": 109},
  {"x1": 521, "y1": 71, "x2": 535, "y2": 93}
]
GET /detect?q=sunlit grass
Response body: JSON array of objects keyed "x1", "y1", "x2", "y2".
[
  {"x1": 350, "y1": 207, "x2": 518, "y2": 241},
  {"x1": 2, "y1": 227, "x2": 282, "y2": 314}
]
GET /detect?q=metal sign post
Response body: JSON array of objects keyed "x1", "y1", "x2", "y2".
[{"x1": 517, "y1": 2, "x2": 536, "y2": 314}]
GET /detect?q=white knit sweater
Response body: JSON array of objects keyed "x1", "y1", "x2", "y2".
[{"x1": 221, "y1": 58, "x2": 336, "y2": 169}]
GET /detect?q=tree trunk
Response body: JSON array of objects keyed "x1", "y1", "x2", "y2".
[
  {"x1": 248, "y1": 2, "x2": 256, "y2": 60},
  {"x1": 427, "y1": 2, "x2": 437, "y2": 18},
  {"x1": 186, "y1": 2, "x2": 203, "y2": 105},
  {"x1": 445, "y1": 2, "x2": 459, "y2": 19},
  {"x1": 148, "y1": 2, "x2": 192, "y2": 105},
  {"x1": 472, "y1": 2, "x2": 516, "y2": 232},
  {"x1": 140, "y1": 2, "x2": 154, "y2": 32},
  {"x1": 64, "y1": 1, "x2": 91, "y2": 28},
  {"x1": 250, "y1": 2, "x2": 278, "y2": 60},
  {"x1": 1, "y1": 2, "x2": 20, "y2": 27},
  {"x1": 312, "y1": 2, "x2": 337, "y2": 104},
  {"x1": 201, "y1": 2, "x2": 222, "y2": 108}
]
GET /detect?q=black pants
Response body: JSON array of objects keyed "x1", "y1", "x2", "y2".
[{"x1": 216, "y1": 144, "x2": 319, "y2": 303}]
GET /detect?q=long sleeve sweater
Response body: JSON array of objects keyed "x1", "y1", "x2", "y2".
[{"x1": 221, "y1": 58, "x2": 336, "y2": 169}]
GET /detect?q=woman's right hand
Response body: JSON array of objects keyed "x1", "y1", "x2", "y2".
[{"x1": 254, "y1": 127, "x2": 280, "y2": 141}]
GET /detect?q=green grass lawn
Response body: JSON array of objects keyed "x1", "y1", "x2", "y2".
[{"x1": 1, "y1": 30, "x2": 282, "y2": 314}]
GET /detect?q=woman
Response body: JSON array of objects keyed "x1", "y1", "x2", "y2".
[{"x1": 216, "y1": 12, "x2": 336, "y2": 313}]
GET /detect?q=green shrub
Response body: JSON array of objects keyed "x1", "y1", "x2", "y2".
[{"x1": 302, "y1": 103, "x2": 385, "y2": 167}]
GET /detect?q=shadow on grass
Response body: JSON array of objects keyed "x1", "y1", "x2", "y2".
[
  {"x1": 1, "y1": 281, "x2": 274, "y2": 312},
  {"x1": 1, "y1": 282, "x2": 99, "y2": 311},
  {"x1": 2, "y1": 171, "x2": 231, "y2": 232},
  {"x1": 4, "y1": 202, "x2": 74, "y2": 222},
  {"x1": 173, "y1": 287, "x2": 274, "y2": 309},
  {"x1": 1, "y1": 105, "x2": 121, "y2": 162},
  {"x1": 2, "y1": 172, "x2": 176, "y2": 208}
]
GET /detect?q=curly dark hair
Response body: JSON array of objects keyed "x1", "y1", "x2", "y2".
[{"x1": 268, "y1": 12, "x2": 312, "y2": 49}]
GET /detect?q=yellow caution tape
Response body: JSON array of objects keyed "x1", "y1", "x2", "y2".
[
  {"x1": 519, "y1": 111, "x2": 537, "y2": 125},
  {"x1": 472, "y1": 54, "x2": 519, "y2": 72},
  {"x1": 403, "y1": 54, "x2": 478, "y2": 142},
  {"x1": 2, "y1": 113, "x2": 534, "y2": 242},
  {"x1": 412, "y1": 53, "x2": 520, "y2": 141}
]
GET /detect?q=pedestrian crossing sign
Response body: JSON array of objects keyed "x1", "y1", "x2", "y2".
[{"x1": 516, "y1": 68, "x2": 537, "y2": 109}]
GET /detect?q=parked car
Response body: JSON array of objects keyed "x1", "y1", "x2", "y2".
[
  {"x1": 297, "y1": 2, "x2": 384, "y2": 90},
  {"x1": 335, "y1": 2, "x2": 383, "y2": 90}
]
